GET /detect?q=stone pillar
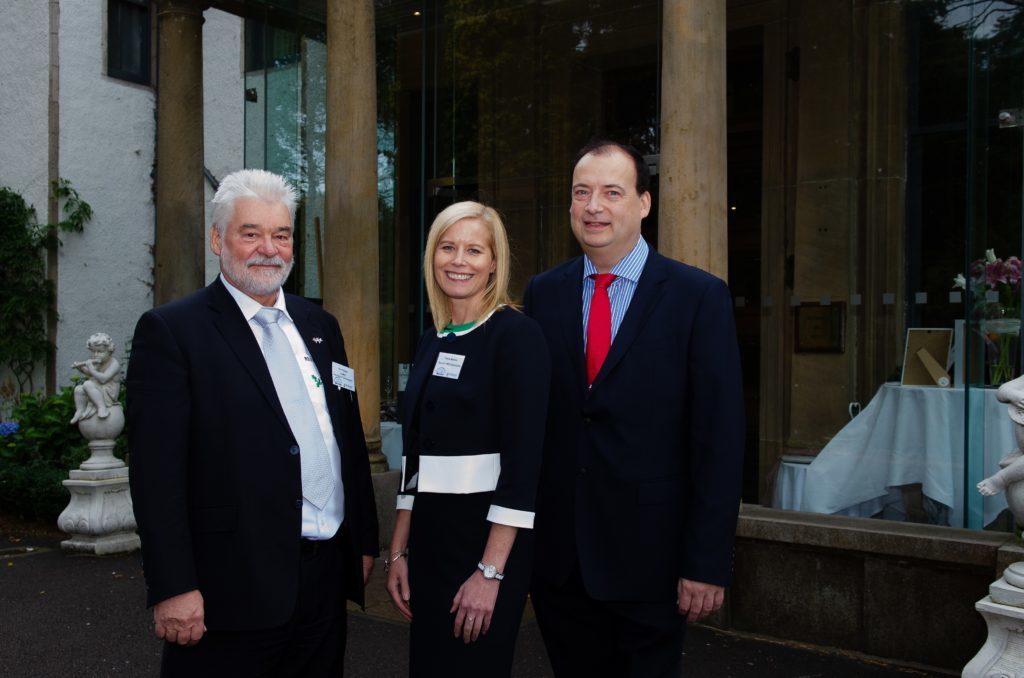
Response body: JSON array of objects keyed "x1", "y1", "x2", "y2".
[
  {"x1": 658, "y1": 0, "x2": 728, "y2": 279},
  {"x1": 324, "y1": 0, "x2": 387, "y2": 473},
  {"x1": 153, "y1": 1, "x2": 207, "y2": 305}
]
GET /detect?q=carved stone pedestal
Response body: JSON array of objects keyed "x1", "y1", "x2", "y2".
[
  {"x1": 57, "y1": 404, "x2": 139, "y2": 555},
  {"x1": 964, "y1": 565, "x2": 1024, "y2": 677},
  {"x1": 58, "y1": 463, "x2": 140, "y2": 555}
]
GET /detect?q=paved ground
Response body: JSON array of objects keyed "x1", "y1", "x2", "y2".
[{"x1": 1, "y1": 526, "x2": 956, "y2": 677}]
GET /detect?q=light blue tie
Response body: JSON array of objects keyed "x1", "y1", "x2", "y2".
[{"x1": 254, "y1": 307, "x2": 336, "y2": 509}]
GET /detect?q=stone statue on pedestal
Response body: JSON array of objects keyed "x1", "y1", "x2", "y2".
[
  {"x1": 69, "y1": 332, "x2": 121, "y2": 425},
  {"x1": 964, "y1": 373, "x2": 1024, "y2": 676},
  {"x1": 57, "y1": 333, "x2": 139, "y2": 555}
]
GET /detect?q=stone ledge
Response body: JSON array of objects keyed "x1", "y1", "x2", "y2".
[{"x1": 738, "y1": 504, "x2": 1014, "y2": 568}]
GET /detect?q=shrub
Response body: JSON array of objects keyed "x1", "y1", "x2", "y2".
[{"x1": 0, "y1": 384, "x2": 91, "y2": 520}]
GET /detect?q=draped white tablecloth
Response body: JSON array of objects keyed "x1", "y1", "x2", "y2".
[
  {"x1": 796, "y1": 383, "x2": 1011, "y2": 528},
  {"x1": 380, "y1": 421, "x2": 403, "y2": 471}
]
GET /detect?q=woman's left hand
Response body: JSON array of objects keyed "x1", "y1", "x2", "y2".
[{"x1": 450, "y1": 569, "x2": 499, "y2": 643}]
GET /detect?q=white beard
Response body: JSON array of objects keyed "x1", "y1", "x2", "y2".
[{"x1": 220, "y1": 249, "x2": 294, "y2": 298}]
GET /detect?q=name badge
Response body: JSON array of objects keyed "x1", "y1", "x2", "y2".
[
  {"x1": 432, "y1": 352, "x2": 466, "y2": 380},
  {"x1": 332, "y1": 362, "x2": 356, "y2": 391}
]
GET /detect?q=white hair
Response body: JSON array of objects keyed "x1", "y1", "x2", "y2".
[{"x1": 210, "y1": 169, "x2": 298, "y2": 235}]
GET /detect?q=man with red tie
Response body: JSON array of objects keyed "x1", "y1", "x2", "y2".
[{"x1": 524, "y1": 140, "x2": 745, "y2": 677}]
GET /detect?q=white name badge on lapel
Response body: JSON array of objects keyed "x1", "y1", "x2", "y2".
[
  {"x1": 432, "y1": 352, "x2": 466, "y2": 379},
  {"x1": 332, "y1": 362, "x2": 356, "y2": 391}
]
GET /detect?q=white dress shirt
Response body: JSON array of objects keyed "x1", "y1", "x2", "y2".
[{"x1": 220, "y1": 274, "x2": 344, "y2": 539}]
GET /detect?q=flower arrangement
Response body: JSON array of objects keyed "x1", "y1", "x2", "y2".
[
  {"x1": 954, "y1": 249, "x2": 1022, "y2": 384},
  {"x1": 954, "y1": 249, "x2": 1022, "y2": 316}
]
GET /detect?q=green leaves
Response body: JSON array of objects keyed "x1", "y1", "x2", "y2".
[
  {"x1": 0, "y1": 180, "x2": 92, "y2": 394},
  {"x1": 0, "y1": 384, "x2": 90, "y2": 520},
  {"x1": 49, "y1": 178, "x2": 93, "y2": 244}
]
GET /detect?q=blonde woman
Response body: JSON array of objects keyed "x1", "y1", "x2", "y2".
[{"x1": 385, "y1": 201, "x2": 550, "y2": 676}]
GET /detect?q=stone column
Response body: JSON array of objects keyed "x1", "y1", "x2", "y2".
[
  {"x1": 658, "y1": 0, "x2": 728, "y2": 279},
  {"x1": 324, "y1": 0, "x2": 387, "y2": 474},
  {"x1": 153, "y1": 1, "x2": 207, "y2": 305}
]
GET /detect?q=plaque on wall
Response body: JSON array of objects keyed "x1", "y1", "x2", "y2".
[{"x1": 794, "y1": 303, "x2": 845, "y2": 353}]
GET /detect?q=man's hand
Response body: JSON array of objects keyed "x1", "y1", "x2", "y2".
[
  {"x1": 362, "y1": 555, "x2": 375, "y2": 585},
  {"x1": 154, "y1": 589, "x2": 206, "y2": 645},
  {"x1": 677, "y1": 578, "x2": 724, "y2": 622}
]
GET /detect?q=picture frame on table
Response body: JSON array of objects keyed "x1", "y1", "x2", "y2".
[{"x1": 901, "y1": 328, "x2": 953, "y2": 387}]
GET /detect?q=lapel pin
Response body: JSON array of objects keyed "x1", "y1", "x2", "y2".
[{"x1": 312, "y1": 337, "x2": 323, "y2": 344}]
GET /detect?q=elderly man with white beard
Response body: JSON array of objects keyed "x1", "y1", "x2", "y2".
[{"x1": 128, "y1": 169, "x2": 379, "y2": 678}]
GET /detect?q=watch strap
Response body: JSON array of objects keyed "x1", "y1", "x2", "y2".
[{"x1": 477, "y1": 561, "x2": 505, "y2": 581}]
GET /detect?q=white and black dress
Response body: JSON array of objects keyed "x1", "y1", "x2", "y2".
[{"x1": 397, "y1": 307, "x2": 550, "y2": 676}]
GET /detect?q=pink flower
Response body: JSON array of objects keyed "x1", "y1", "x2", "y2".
[
  {"x1": 1005, "y1": 257, "x2": 1022, "y2": 286},
  {"x1": 985, "y1": 261, "x2": 1006, "y2": 288},
  {"x1": 955, "y1": 250, "x2": 1022, "y2": 319}
]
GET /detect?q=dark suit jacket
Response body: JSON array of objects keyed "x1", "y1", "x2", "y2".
[
  {"x1": 127, "y1": 279, "x2": 379, "y2": 631},
  {"x1": 524, "y1": 249, "x2": 744, "y2": 603}
]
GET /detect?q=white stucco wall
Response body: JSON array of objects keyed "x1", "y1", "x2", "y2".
[
  {"x1": 0, "y1": 1, "x2": 50, "y2": 211},
  {"x1": 55, "y1": 0, "x2": 156, "y2": 385},
  {"x1": 1, "y1": 4, "x2": 244, "y2": 400},
  {"x1": 0, "y1": 2, "x2": 62, "y2": 402},
  {"x1": 203, "y1": 9, "x2": 245, "y2": 282}
]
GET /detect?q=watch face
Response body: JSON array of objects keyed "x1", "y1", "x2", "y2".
[{"x1": 483, "y1": 564, "x2": 497, "y2": 578}]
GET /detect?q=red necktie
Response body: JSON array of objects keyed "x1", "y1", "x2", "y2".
[{"x1": 586, "y1": 273, "x2": 617, "y2": 385}]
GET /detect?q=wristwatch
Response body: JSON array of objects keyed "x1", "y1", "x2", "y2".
[{"x1": 477, "y1": 562, "x2": 505, "y2": 581}]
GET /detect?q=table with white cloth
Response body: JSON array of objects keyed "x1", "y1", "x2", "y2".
[{"x1": 793, "y1": 383, "x2": 1012, "y2": 528}]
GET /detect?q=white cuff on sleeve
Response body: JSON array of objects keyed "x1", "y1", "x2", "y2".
[
  {"x1": 487, "y1": 505, "x2": 534, "y2": 528},
  {"x1": 397, "y1": 494, "x2": 415, "y2": 511}
]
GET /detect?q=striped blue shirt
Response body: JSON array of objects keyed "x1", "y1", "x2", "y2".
[{"x1": 582, "y1": 237, "x2": 650, "y2": 349}]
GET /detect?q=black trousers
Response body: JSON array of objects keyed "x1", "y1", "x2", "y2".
[
  {"x1": 161, "y1": 537, "x2": 346, "y2": 678},
  {"x1": 531, "y1": 563, "x2": 685, "y2": 678}
]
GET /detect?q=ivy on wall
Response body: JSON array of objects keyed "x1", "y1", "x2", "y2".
[{"x1": 0, "y1": 179, "x2": 92, "y2": 395}]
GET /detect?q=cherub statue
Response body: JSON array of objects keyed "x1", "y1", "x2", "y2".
[
  {"x1": 978, "y1": 373, "x2": 1024, "y2": 497},
  {"x1": 69, "y1": 333, "x2": 122, "y2": 425}
]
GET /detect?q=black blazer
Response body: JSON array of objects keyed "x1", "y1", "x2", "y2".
[
  {"x1": 127, "y1": 279, "x2": 379, "y2": 631},
  {"x1": 524, "y1": 250, "x2": 744, "y2": 603},
  {"x1": 397, "y1": 308, "x2": 550, "y2": 521}
]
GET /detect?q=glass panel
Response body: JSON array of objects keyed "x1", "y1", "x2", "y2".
[
  {"x1": 762, "y1": 0, "x2": 1021, "y2": 531},
  {"x1": 376, "y1": 0, "x2": 660, "y2": 354},
  {"x1": 960, "y1": 0, "x2": 1024, "y2": 529},
  {"x1": 377, "y1": 18, "x2": 400, "y2": 408},
  {"x1": 435, "y1": 0, "x2": 661, "y2": 292},
  {"x1": 727, "y1": 26, "x2": 764, "y2": 504},
  {"x1": 243, "y1": 17, "x2": 327, "y2": 299}
]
